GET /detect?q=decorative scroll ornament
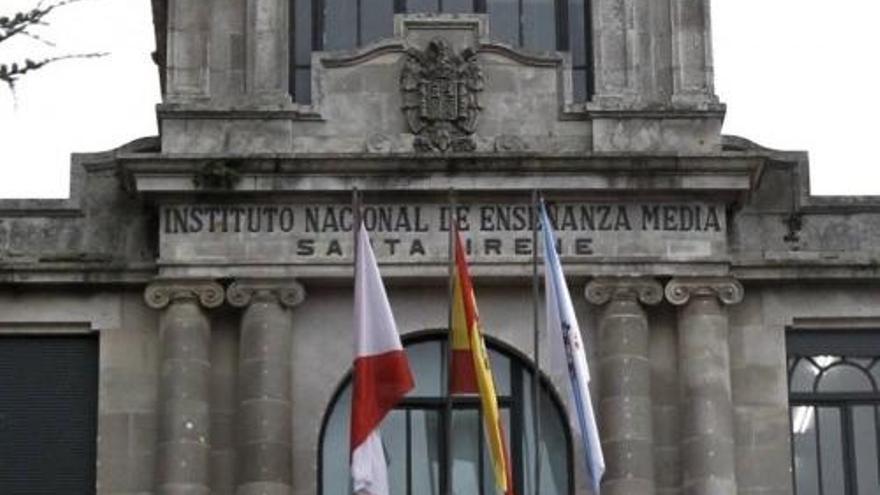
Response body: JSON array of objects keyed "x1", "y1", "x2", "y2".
[
  {"x1": 585, "y1": 277, "x2": 664, "y2": 306},
  {"x1": 400, "y1": 38, "x2": 484, "y2": 152},
  {"x1": 144, "y1": 280, "x2": 225, "y2": 309},
  {"x1": 226, "y1": 279, "x2": 306, "y2": 309},
  {"x1": 665, "y1": 277, "x2": 744, "y2": 306}
]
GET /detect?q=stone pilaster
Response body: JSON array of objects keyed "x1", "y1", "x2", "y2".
[
  {"x1": 145, "y1": 280, "x2": 225, "y2": 495},
  {"x1": 592, "y1": 0, "x2": 640, "y2": 104},
  {"x1": 227, "y1": 279, "x2": 306, "y2": 495},
  {"x1": 585, "y1": 277, "x2": 663, "y2": 495},
  {"x1": 166, "y1": 0, "x2": 212, "y2": 101},
  {"x1": 245, "y1": 0, "x2": 290, "y2": 104},
  {"x1": 665, "y1": 277, "x2": 743, "y2": 495},
  {"x1": 670, "y1": 0, "x2": 717, "y2": 106}
]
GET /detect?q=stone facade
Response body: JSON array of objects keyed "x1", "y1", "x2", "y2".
[{"x1": 2, "y1": 3, "x2": 880, "y2": 495}]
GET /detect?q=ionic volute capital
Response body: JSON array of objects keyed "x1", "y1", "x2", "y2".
[
  {"x1": 664, "y1": 277, "x2": 744, "y2": 306},
  {"x1": 585, "y1": 277, "x2": 664, "y2": 306},
  {"x1": 226, "y1": 278, "x2": 306, "y2": 308},
  {"x1": 144, "y1": 279, "x2": 225, "y2": 309}
]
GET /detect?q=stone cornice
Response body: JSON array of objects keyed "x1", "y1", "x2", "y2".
[
  {"x1": 226, "y1": 278, "x2": 306, "y2": 308},
  {"x1": 664, "y1": 277, "x2": 744, "y2": 306},
  {"x1": 144, "y1": 279, "x2": 225, "y2": 309},
  {"x1": 584, "y1": 276, "x2": 664, "y2": 306}
]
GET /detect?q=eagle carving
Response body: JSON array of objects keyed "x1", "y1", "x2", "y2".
[{"x1": 400, "y1": 38, "x2": 484, "y2": 152}]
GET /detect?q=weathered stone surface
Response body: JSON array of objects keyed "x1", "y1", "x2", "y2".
[{"x1": 5, "y1": 5, "x2": 880, "y2": 495}]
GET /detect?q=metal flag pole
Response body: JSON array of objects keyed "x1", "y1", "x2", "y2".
[
  {"x1": 443, "y1": 188, "x2": 457, "y2": 495},
  {"x1": 531, "y1": 189, "x2": 542, "y2": 495},
  {"x1": 350, "y1": 186, "x2": 360, "y2": 494}
]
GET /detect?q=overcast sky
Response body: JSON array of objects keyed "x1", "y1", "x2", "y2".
[{"x1": 1, "y1": 0, "x2": 878, "y2": 198}]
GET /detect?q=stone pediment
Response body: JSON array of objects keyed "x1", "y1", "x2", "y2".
[{"x1": 308, "y1": 14, "x2": 587, "y2": 154}]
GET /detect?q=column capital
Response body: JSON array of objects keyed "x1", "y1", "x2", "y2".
[
  {"x1": 144, "y1": 279, "x2": 225, "y2": 309},
  {"x1": 226, "y1": 278, "x2": 306, "y2": 308},
  {"x1": 665, "y1": 277, "x2": 744, "y2": 306},
  {"x1": 585, "y1": 276, "x2": 664, "y2": 306}
]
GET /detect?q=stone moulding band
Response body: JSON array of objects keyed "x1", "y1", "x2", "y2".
[
  {"x1": 226, "y1": 278, "x2": 306, "y2": 308},
  {"x1": 664, "y1": 276, "x2": 744, "y2": 305},
  {"x1": 584, "y1": 276, "x2": 664, "y2": 305},
  {"x1": 144, "y1": 279, "x2": 225, "y2": 309}
]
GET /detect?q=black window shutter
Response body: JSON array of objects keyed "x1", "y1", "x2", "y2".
[{"x1": 0, "y1": 335, "x2": 99, "y2": 495}]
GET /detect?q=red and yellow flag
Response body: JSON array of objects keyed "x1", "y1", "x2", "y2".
[{"x1": 450, "y1": 229, "x2": 515, "y2": 494}]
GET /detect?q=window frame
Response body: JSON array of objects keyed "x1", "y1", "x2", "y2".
[
  {"x1": 786, "y1": 325, "x2": 880, "y2": 495},
  {"x1": 317, "y1": 329, "x2": 574, "y2": 495},
  {"x1": 289, "y1": 0, "x2": 594, "y2": 103}
]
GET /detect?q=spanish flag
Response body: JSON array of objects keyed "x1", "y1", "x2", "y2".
[{"x1": 450, "y1": 228, "x2": 514, "y2": 494}]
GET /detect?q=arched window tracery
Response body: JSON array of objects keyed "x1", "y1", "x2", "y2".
[{"x1": 318, "y1": 331, "x2": 573, "y2": 494}]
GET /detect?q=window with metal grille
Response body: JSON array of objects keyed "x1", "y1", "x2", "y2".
[
  {"x1": 787, "y1": 330, "x2": 880, "y2": 495},
  {"x1": 0, "y1": 334, "x2": 99, "y2": 495},
  {"x1": 319, "y1": 332, "x2": 573, "y2": 494},
  {"x1": 290, "y1": 0, "x2": 593, "y2": 104}
]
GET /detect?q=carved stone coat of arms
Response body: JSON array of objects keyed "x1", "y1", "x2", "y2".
[{"x1": 400, "y1": 38, "x2": 484, "y2": 152}]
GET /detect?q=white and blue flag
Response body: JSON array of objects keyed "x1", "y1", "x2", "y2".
[{"x1": 539, "y1": 200, "x2": 605, "y2": 494}]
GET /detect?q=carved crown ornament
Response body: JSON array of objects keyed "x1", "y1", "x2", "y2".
[{"x1": 400, "y1": 37, "x2": 484, "y2": 152}]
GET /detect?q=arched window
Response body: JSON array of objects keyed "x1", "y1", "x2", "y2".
[
  {"x1": 290, "y1": 1, "x2": 593, "y2": 103},
  {"x1": 318, "y1": 331, "x2": 573, "y2": 494},
  {"x1": 787, "y1": 330, "x2": 880, "y2": 495}
]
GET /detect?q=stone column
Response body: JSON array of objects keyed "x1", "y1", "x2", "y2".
[
  {"x1": 665, "y1": 277, "x2": 743, "y2": 495},
  {"x1": 246, "y1": 0, "x2": 290, "y2": 104},
  {"x1": 145, "y1": 280, "x2": 225, "y2": 495},
  {"x1": 585, "y1": 277, "x2": 663, "y2": 495},
  {"x1": 227, "y1": 279, "x2": 306, "y2": 495}
]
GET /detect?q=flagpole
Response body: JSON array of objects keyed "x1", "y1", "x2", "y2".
[
  {"x1": 352, "y1": 187, "x2": 361, "y2": 265},
  {"x1": 531, "y1": 189, "x2": 542, "y2": 495},
  {"x1": 444, "y1": 188, "x2": 457, "y2": 495}
]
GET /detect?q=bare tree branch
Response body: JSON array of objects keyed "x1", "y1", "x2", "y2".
[
  {"x1": 0, "y1": 0, "x2": 105, "y2": 94},
  {"x1": 0, "y1": 52, "x2": 106, "y2": 91}
]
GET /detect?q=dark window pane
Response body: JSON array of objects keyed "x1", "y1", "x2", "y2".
[
  {"x1": 442, "y1": 0, "x2": 474, "y2": 13},
  {"x1": 362, "y1": 0, "x2": 395, "y2": 45},
  {"x1": 522, "y1": 0, "x2": 556, "y2": 52},
  {"x1": 854, "y1": 406, "x2": 879, "y2": 495},
  {"x1": 540, "y1": 385, "x2": 570, "y2": 494},
  {"x1": 408, "y1": 0, "x2": 441, "y2": 13},
  {"x1": 792, "y1": 406, "x2": 820, "y2": 495},
  {"x1": 382, "y1": 410, "x2": 408, "y2": 493},
  {"x1": 294, "y1": 0, "x2": 313, "y2": 63},
  {"x1": 411, "y1": 410, "x2": 442, "y2": 494},
  {"x1": 321, "y1": 386, "x2": 351, "y2": 494},
  {"x1": 489, "y1": 348, "x2": 511, "y2": 396},
  {"x1": 818, "y1": 363, "x2": 873, "y2": 393},
  {"x1": 487, "y1": 0, "x2": 519, "y2": 46},
  {"x1": 324, "y1": 0, "x2": 359, "y2": 50},
  {"x1": 790, "y1": 358, "x2": 820, "y2": 393},
  {"x1": 568, "y1": 0, "x2": 585, "y2": 62},
  {"x1": 452, "y1": 409, "x2": 481, "y2": 493},
  {"x1": 818, "y1": 407, "x2": 846, "y2": 494},
  {"x1": 408, "y1": 341, "x2": 443, "y2": 397}
]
